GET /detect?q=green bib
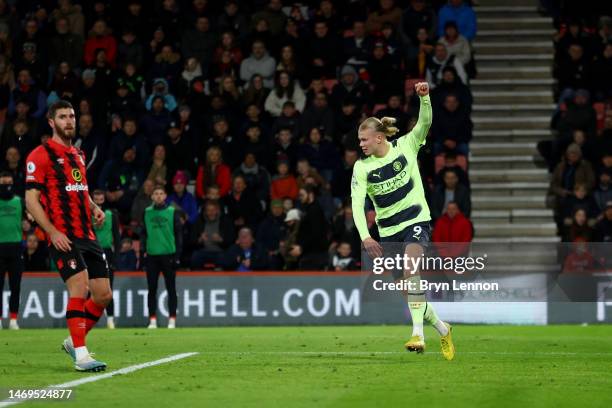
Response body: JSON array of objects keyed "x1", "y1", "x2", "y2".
[
  {"x1": 0, "y1": 196, "x2": 22, "y2": 243},
  {"x1": 93, "y1": 209, "x2": 114, "y2": 249},
  {"x1": 144, "y1": 206, "x2": 176, "y2": 255}
]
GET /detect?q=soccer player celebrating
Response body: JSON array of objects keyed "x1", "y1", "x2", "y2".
[
  {"x1": 141, "y1": 185, "x2": 182, "y2": 329},
  {"x1": 92, "y1": 189, "x2": 121, "y2": 329},
  {"x1": 0, "y1": 171, "x2": 23, "y2": 330},
  {"x1": 25, "y1": 100, "x2": 111, "y2": 372},
  {"x1": 351, "y1": 82, "x2": 455, "y2": 360}
]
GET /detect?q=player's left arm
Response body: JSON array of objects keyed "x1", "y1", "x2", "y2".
[
  {"x1": 401, "y1": 82, "x2": 432, "y2": 154},
  {"x1": 89, "y1": 195, "x2": 105, "y2": 226}
]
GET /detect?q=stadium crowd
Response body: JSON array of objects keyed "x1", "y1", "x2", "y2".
[
  {"x1": 0, "y1": 0, "x2": 477, "y2": 272},
  {"x1": 539, "y1": 3, "x2": 612, "y2": 243}
]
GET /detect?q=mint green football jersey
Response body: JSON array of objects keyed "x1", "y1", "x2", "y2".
[{"x1": 351, "y1": 95, "x2": 432, "y2": 240}]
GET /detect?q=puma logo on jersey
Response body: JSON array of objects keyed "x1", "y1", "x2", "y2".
[{"x1": 372, "y1": 172, "x2": 381, "y2": 178}]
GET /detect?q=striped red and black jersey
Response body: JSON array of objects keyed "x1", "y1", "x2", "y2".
[{"x1": 25, "y1": 139, "x2": 96, "y2": 241}]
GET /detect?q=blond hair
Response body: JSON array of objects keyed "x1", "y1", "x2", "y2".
[{"x1": 358, "y1": 116, "x2": 399, "y2": 138}]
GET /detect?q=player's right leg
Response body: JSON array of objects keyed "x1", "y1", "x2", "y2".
[
  {"x1": 146, "y1": 256, "x2": 160, "y2": 329},
  {"x1": 50, "y1": 245, "x2": 106, "y2": 372}
]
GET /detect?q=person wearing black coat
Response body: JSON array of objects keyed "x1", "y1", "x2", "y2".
[
  {"x1": 431, "y1": 94, "x2": 472, "y2": 156},
  {"x1": 431, "y1": 169, "x2": 471, "y2": 221},
  {"x1": 190, "y1": 200, "x2": 235, "y2": 269},
  {"x1": 220, "y1": 227, "x2": 269, "y2": 271},
  {"x1": 293, "y1": 185, "x2": 329, "y2": 270}
]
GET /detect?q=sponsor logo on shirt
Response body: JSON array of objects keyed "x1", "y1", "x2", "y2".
[{"x1": 65, "y1": 183, "x2": 89, "y2": 192}]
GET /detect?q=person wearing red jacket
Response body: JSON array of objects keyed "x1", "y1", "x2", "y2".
[
  {"x1": 84, "y1": 20, "x2": 117, "y2": 67},
  {"x1": 432, "y1": 201, "x2": 472, "y2": 257},
  {"x1": 196, "y1": 146, "x2": 231, "y2": 199},
  {"x1": 270, "y1": 158, "x2": 298, "y2": 200}
]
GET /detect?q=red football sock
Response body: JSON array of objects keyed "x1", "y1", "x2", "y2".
[
  {"x1": 84, "y1": 299, "x2": 106, "y2": 334},
  {"x1": 9, "y1": 312, "x2": 17, "y2": 320},
  {"x1": 66, "y1": 297, "x2": 86, "y2": 348}
]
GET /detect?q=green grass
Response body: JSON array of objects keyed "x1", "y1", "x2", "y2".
[{"x1": 1, "y1": 325, "x2": 612, "y2": 407}]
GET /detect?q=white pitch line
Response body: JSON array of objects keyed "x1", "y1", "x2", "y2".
[
  {"x1": 0, "y1": 352, "x2": 199, "y2": 407},
  {"x1": 201, "y1": 350, "x2": 612, "y2": 357}
]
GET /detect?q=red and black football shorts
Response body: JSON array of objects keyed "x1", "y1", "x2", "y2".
[{"x1": 49, "y1": 238, "x2": 109, "y2": 282}]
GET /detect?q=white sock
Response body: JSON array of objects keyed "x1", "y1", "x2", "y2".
[
  {"x1": 75, "y1": 346, "x2": 89, "y2": 361},
  {"x1": 412, "y1": 322, "x2": 424, "y2": 338},
  {"x1": 107, "y1": 316, "x2": 114, "y2": 323},
  {"x1": 433, "y1": 320, "x2": 449, "y2": 336}
]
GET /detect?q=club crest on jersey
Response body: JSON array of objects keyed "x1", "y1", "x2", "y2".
[
  {"x1": 68, "y1": 259, "x2": 77, "y2": 270},
  {"x1": 393, "y1": 160, "x2": 403, "y2": 172},
  {"x1": 26, "y1": 161, "x2": 36, "y2": 173},
  {"x1": 71, "y1": 168, "x2": 83, "y2": 182}
]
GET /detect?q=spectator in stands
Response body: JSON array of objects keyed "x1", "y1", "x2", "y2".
[
  {"x1": 292, "y1": 185, "x2": 329, "y2": 270},
  {"x1": 0, "y1": 119, "x2": 34, "y2": 161},
  {"x1": 405, "y1": 27, "x2": 435, "y2": 79},
  {"x1": 298, "y1": 127, "x2": 340, "y2": 183},
  {"x1": 431, "y1": 168, "x2": 471, "y2": 220},
  {"x1": 108, "y1": 117, "x2": 149, "y2": 168},
  {"x1": 368, "y1": 41, "x2": 403, "y2": 105},
  {"x1": 190, "y1": 199, "x2": 235, "y2": 269},
  {"x1": 330, "y1": 202, "x2": 361, "y2": 259},
  {"x1": 51, "y1": 0, "x2": 85, "y2": 38},
  {"x1": 438, "y1": 21, "x2": 471, "y2": 67},
  {"x1": 331, "y1": 64, "x2": 370, "y2": 114},
  {"x1": 264, "y1": 71, "x2": 306, "y2": 117},
  {"x1": 252, "y1": 0, "x2": 287, "y2": 37},
  {"x1": 399, "y1": 0, "x2": 436, "y2": 47},
  {"x1": 426, "y1": 43, "x2": 468, "y2": 89},
  {"x1": 550, "y1": 143, "x2": 596, "y2": 227},
  {"x1": 589, "y1": 43, "x2": 612, "y2": 101},
  {"x1": 220, "y1": 227, "x2": 269, "y2": 271},
  {"x1": 181, "y1": 16, "x2": 216, "y2": 75},
  {"x1": 433, "y1": 66, "x2": 473, "y2": 115},
  {"x1": 272, "y1": 128, "x2": 299, "y2": 171},
  {"x1": 594, "y1": 170, "x2": 612, "y2": 216},
  {"x1": 331, "y1": 148, "x2": 359, "y2": 202},
  {"x1": 196, "y1": 146, "x2": 232, "y2": 200},
  {"x1": 343, "y1": 20, "x2": 374, "y2": 66},
  {"x1": 1, "y1": 147, "x2": 24, "y2": 197},
  {"x1": 178, "y1": 57, "x2": 204, "y2": 101},
  {"x1": 146, "y1": 78, "x2": 177, "y2": 113},
  {"x1": 99, "y1": 146, "x2": 145, "y2": 221},
  {"x1": 307, "y1": 20, "x2": 340, "y2": 79},
  {"x1": 130, "y1": 179, "x2": 154, "y2": 232},
  {"x1": 49, "y1": 17, "x2": 83, "y2": 68},
  {"x1": 557, "y1": 89, "x2": 597, "y2": 138},
  {"x1": 149, "y1": 44, "x2": 182, "y2": 92},
  {"x1": 271, "y1": 101, "x2": 301, "y2": 138},
  {"x1": 561, "y1": 183, "x2": 597, "y2": 224},
  {"x1": 365, "y1": 0, "x2": 402, "y2": 34},
  {"x1": 241, "y1": 74, "x2": 270, "y2": 110},
  {"x1": 23, "y1": 233, "x2": 48, "y2": 271},
  {"x1": 240, "y1": 40, "x2": 276, "y2": 89},
  {"x1": 279, "y1": 208, "x2": 301, "y2": 270},
  {"x1": 9, "y1": 68, "x2": 46, "y2": 119},
  {"x1": 242, "y1": 125, "x2": 271, "y2": 170},
  {"x1": 84, "y1": 19, "x2": 116, "y2": 67},
  {"x1": 223, "y1": 174, "x2": 263, "y2": 231},
  {"x1": 300, "y1": 92, "x2": 335, "y2": 139},
  {"x1": 164, "y1": 120, "x2": 196, "y2": 179},
  {"x1": 204, "y1": 116, "x2": 241, "y2": 168},
  {"x1": 331, "y1": 242, "x2": 358, "y2": 271},
  {"x1": 117, "y1": 238, "x2": 138, "y2": 271},
  {"x1": 271, "y1": 158, "x2": 299, "y2": 201},
  {"x1": 562, "y1": 208, "x2": 594, "y2": 242},
  {"x1": 139, "y1": 96, "x2": 173, "y2": 149},
  {"x1": 593, "y1": 201, "x2": 612, "y2": 242},
  {"x1": 561, "y1": 237, "x2": 596, "y2": 273},
  {"x1": 296, "y1": 158, "x2": 329, "y2": 192},
  {"x1": 437, "y1": 0, "x2": 477, "y2": 41},
  {"x1": 431, "y1": 94, "x2": 472, "y2": 156},
  {"x1": 555, "y1": 43, "x2": 589, "y2": 103},
  {"x1": 146, "y1": 145, "x2": 167, "y2": 187},
  {"x1": 256, "y1": 199, "x2": 286, "y2": 270},
  {"x1": 116, "y1": 28, "x2": 142, "y2": 66},
  {"x1": 432, "y1": 201, "x2": 473, "y2": 243},
  {"x1": 335, "y1": 99, "x2": 360, "y2": 149},
  {"x1": 73, "y1": 113, "x2": 106, "y2": 187},
  {"x1": 167, "y1": 171, "x2": 198, "y2": 226},
  {"x1": 434, "y1": 151, "x2": 470, "y2": 189},
  {"x1": 233, "y1": 152, "x2": 271, "y2": 208}
]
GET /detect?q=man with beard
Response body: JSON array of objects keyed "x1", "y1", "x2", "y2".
[{"x1": 25, "y1": 100, "x2": 111, "y2": 372}]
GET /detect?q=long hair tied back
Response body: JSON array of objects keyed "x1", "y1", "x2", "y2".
[{"x1": 359, "y1": 116, "x2": 399, "y2": 137}]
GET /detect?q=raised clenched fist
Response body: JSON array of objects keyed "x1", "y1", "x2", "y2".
[{"x1": 414, "y1": 82, "x2": 430, "y2": 96}]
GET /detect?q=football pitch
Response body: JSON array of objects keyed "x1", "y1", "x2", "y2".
[{"x1": 1, "y1": 325, "x2": 611, "y2": 408}]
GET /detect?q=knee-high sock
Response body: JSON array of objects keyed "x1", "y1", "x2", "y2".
[
  {"x1": 66, "y1": 297, "x2": 86, "y2": 347},
  {"x1": 84, "y1": 298, "x2": 106, "y2": 334},
  {"x1": 424, "y1": 302, "x2": 449, "y2": 336}
]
